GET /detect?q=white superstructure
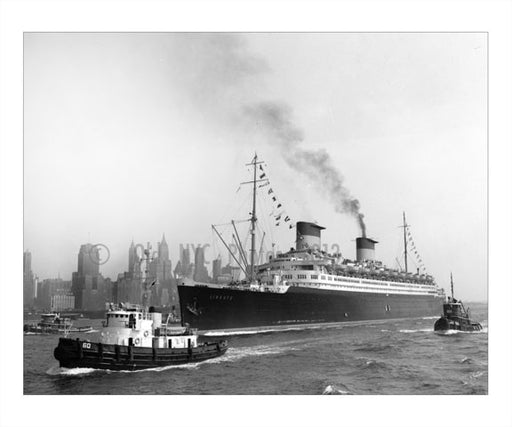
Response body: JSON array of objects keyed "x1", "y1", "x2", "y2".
[
  {"x1": 99, "y1": 304, "x2": 198, "y2": 349},
  {"x1": 256, "y1": 249, "x2": 444, "y2": 298}
]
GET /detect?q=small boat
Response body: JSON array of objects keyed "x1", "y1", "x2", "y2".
[
  {"x1": 54, "y1": 303, "x2": 228, "y2": 371},
  {"x1": 434, "y1": 274, "x2": 482, "y2": 333},
  {"x1": 24, "y1": 313, "x2": 93, "y2": 334}
]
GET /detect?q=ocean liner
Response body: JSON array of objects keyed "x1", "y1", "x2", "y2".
[{"x1": 178, "y1": 155, "x2": 445, "y2": 332}]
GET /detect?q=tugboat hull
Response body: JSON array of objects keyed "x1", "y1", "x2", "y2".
[
  {"x1": 54, "y1": 338, "x2": 228, "y2": 371},
  {"x1": 434, "y1": 316, "x2": 482, "y2": 333}
]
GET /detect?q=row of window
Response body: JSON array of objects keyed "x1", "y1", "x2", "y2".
[
  {"x1": 281, "y1": 272, "x2": 433, "y2": 290},
  {"x1": 108, "y1": 313, "x2": 142, "y2": 319}
]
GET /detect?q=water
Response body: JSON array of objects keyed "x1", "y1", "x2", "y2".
[{"x1": 24, "y1": 303, "x2": 487, "y2": 395}]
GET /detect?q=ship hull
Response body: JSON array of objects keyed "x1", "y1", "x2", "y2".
[
  {"x1": 54, "y1": 338, "x2": 228, "y2": 371},
  {"x1": 178, "y1": 285, "x2": 444, "y2": 331}
]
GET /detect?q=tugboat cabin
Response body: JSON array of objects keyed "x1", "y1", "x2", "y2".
[
  {"x1": 442, "y1": 299, "x2": 463, "y2": 317},
  {"x1": 101, "y1": 304, "x2": 197, "y2": 349}
]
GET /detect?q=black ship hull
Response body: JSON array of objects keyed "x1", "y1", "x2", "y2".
[
  {"x1": 434, "y1": 316, "x2": 483, "y2": 333},
  {"x1": 54, "y1": 338, "x2": 228, "y2": 371},
  {"x1": 178, "y1": 285, "x2": 444, "y2": 331}
]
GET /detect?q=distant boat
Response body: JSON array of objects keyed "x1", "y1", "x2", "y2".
[
  {"x1": 24, "y1": 313, "x2": 93, "y2": 334},
  {"x1": 434, "y1": 274, "x2": 482, "y2": 333}
]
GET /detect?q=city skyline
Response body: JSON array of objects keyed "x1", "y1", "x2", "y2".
[{"x1": 24, "y1": 236, "x2": 226, "y2": 311}]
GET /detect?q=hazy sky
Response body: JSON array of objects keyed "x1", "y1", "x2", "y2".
[{"x1": 24, "y1": 33, "x2": 487, "y2": 301}]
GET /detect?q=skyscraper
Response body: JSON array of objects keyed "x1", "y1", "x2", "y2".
[
  {"x1": 128, "y1": 240, "x2": 140, "y2": 276},
  {"x1": 158, "y1": 234, "x2": 169, "y2": 262},
  {"x1": 180, "y1": 245, "x2": 190, "y2": 270},
  {"x1": 212, "y1": 256, "x2": 222, "y2": 284},
  {"x1": 193, "y1": 246, "x2": 210, "y2": 283},
  {"x1": 77, "y1": 244, "x2": 100, "y2": 277},
  {"x1": 150, "y1": 234, "x2": 173, "y2": 283},
  {"x1": 71, "y1": 243, "x2": 110, "y2": 310},
  {"x1": 23, "y1": 250, "x2": 35, "y2": 307}
]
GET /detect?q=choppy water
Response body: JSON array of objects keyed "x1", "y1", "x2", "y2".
[{"x1": 24, "y1": 303, "x2": 487, "y2": 395}]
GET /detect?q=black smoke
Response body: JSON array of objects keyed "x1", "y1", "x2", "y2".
[{"x1": 243, "y1": 101, "x2": 367, "y2": 237}]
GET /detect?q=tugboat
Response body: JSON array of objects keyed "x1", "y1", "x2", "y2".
[
  {"x1": 54, "y1": 244, "x2": 228, "y2": 371},
  {"x1": 434, "y1": 274, "x2": 483, "y2": 333},
  {"x1": 54, "y1": 303, "x2": 228, "y2": 371},
  {"x1": 24, "y1": 313, "x2": 93, "y2": 334}
]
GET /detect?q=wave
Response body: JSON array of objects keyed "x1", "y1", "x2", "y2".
[
  {"x1": 202, "y1": 323, "x2": 344, "y2": 337},
  {"x1": 399, "y1": 328, "x2": 432, "y2": 333},
  {"x1": 46, "y1": 366, "x2": 99, "y2": 376},
  {"x1": 84, "y1": 329, "x2": 99, "y2": 334},
  {"x1": 421, "y1": 316, "x2": 439, "y2": 320},
  {"x1": 203, "y1": 329, "x2": 279, "y2": 337},
  {"x1": 460, "y1": 357, "x2": 472, "y2": 364},
  {"x1": 470, "y1": 371, "x2": 485, "y2": 379},
  {"x1": 435, "y1": 328, "x2": 488, "y2": 336},
  {"x1": 202, "y1": 319, "x2": 392, "y2": 337},
  {"x1": 322, "y1": 384, "x2": 353, "y2": 395}
]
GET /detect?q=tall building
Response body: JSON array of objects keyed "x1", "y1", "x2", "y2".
[
  {"x1": 193, "y1": 246, "x2": 210, "y2": 283},
  {"x1": 115, "y1": 272, "x2": 142, "y2": 305},
  {"x1": 36, "y1": 278, "x2": 73, "y2": 311},
  {"x1": 23, "y1": 251, "x2": 35, "y2": 307},
  {"x1": 128, "y1": 240, "x2": 140, "y2": 276},
  {"x1": 158, "y1": 234, "x2": 169, "y2": 262},
  {"x1": 212, "y1": 256, "x2": 222, "y2": 283},
  {"x1": 77, "y1": 244, "x2": 100, "y2": 276},
  {"x1": 71, "y1": 243, "x2": 111, "y2": 311},
  {"x1": 149, "y1": 234, "x2": 173, "y2": 283},
  {"x1": 180, "y1": 245, "x2": 190, "y2": 270},
  {"x1": 148, "y1": 234, "x2": 173, "y2": 306}
]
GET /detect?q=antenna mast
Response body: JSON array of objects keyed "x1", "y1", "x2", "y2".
[
  {"x1": 450, "y1": 272, "x2": 454, "y2": 299},
  {"x1": 142, "y1": 242, "x2": 152, "y2": 309}
]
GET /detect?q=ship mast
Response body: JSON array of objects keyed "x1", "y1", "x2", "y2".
[
  {"x1": 215, "y1": 153, "x2": 266, "y2": 282},
  {"x1": 251, "y1": 154, "x2": 257, "y2": 281},
  {"x1": 401, "y1": 211, "x2": 409, "y2": 273},
  {"x1": 246, "y1": 153, "x2": 264, "y2": 282}
]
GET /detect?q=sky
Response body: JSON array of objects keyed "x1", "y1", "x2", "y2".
[{"x1": 23, "y1": 33, "x2": 487, "y2": 301}]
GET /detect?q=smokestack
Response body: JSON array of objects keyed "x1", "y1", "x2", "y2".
[
  {"x1": 296, "y1": 222, "x2": 325, "y2": 251},
  {"x1": 356, "y1": 237, "x2": 378, "y2": 262}
]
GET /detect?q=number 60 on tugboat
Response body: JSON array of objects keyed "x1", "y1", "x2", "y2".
[{"x1": 54, "y1": 303, "x2": 228, "y2": 371}]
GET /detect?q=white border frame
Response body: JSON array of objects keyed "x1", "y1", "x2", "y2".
[{"x1": 1, "y1": 1, "x2": 511, "y2": 427}]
